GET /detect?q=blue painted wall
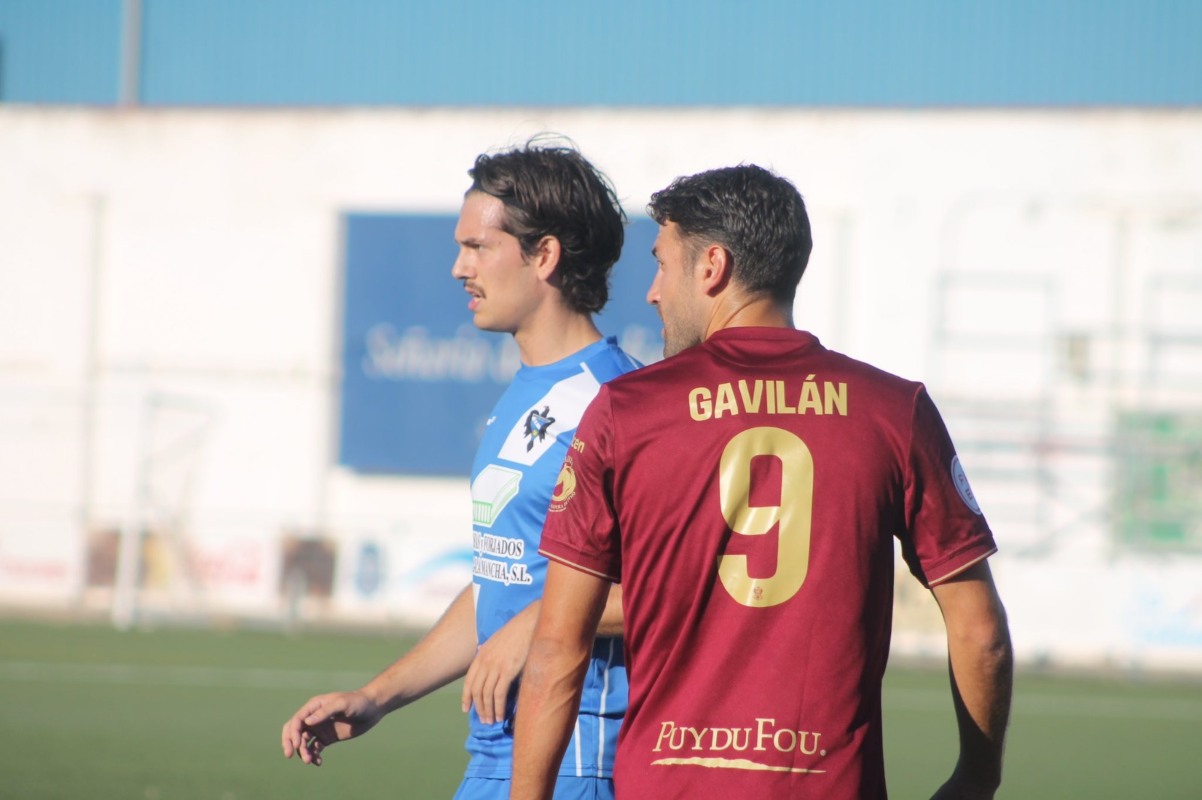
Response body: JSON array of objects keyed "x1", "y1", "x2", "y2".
[
  {"x1": 1, "y1": 0, "x2": 1199, "y2": 106},
  {"x1": 0, "y1": 0, "x2": 123, "y2": 103}
]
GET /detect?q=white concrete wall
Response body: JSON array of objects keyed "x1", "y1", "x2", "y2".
[{"x1": 1, "y1": 108, "x2": 1200, "y2": 669}]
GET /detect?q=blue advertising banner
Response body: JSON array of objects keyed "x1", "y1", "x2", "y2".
[{"x1": 339, "y1": 214, "x2": 662, "y2": 476}]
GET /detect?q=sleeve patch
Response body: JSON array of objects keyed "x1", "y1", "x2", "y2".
[{"x1": 951, "y1": 455, "x2": 982, "y2": 515}]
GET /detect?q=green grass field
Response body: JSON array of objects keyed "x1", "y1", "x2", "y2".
[{"x1": 1, "y1": 617, "x2": 1199, "y2": 799}]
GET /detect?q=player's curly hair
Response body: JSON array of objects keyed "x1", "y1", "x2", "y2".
[
  {"x1": 647, "y1": 164, "x2": 812, "y2": 306},
  {"x1": 468, "y1": 137, "x2": 626, "y2": 315}
]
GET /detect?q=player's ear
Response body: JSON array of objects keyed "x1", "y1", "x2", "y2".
[
  {"x1": 532, "y1": 235, "x2": 562, "y2": 281},
  {"x1": 699, "y1": 243, "x2": 732, "y2": 296}
]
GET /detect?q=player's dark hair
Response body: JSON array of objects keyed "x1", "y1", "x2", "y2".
[
  {"x1": 647, "y1": 164, "x2": 812, "y2": 305},
  {"x1": 468, "y1": 138, "x2": 626, "y2": 314}
]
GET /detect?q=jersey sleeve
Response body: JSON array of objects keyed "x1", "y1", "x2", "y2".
[
  {"x1": 898, "y1": 387, "x2": 998, "y2": 587},
  {"x1": 538, "y1": 384, "x2": 622, "y2": 582}
]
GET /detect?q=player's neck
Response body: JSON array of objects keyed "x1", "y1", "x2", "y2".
[
  {"x1": 514, "y1": 308, "x2": 603, "y2": 367},
  {"x1": 705, "y1": 293, "x2": 794, "y2": 339}
]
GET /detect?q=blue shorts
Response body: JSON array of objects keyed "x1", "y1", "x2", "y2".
[{"x1": 453, "y1": 776, "x2": 614, "y2": 800}]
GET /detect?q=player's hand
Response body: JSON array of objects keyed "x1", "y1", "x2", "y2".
[
  {"x1": 462, "y1": 608, "x2": 538, "y2": 725},
  {"x1": 281, "y1": 690, "x2": 383, "y2": 766}
]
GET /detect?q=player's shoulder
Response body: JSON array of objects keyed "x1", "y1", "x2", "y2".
[
  {"x1": 583, "y1": 338, "x2": 642, "y2": 382},
  {"x1": 818, "y1": 348, "x2": 934, "y2": 421},
  {"x1": 826, "y1": 347, "x2": 924, "y2": 392},
  {"x1": 600, "y1": 345, "x2": 707, "y2": 396}
]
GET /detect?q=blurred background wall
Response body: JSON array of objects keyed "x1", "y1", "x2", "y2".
[{"x1": 1, "y1": 0, "x2": 1200, "y2": 673}]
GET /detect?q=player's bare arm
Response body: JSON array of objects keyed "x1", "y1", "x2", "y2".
[
  {"x1": 281, "y1": 583, "x2": 478, "y2": 766},
  {"x1": 510, "y1": 561, "x2": 610, "y2": 800},
  {"x1": 929, "y1": 561, "x2": 1013, "y2": 799},
  {"x1": 463, "y1": 584, "x2": 623, "y2": 725}
]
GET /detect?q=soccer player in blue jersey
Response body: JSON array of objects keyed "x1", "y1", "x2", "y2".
[{"x1": 281, "y1": 140, "x2": 637, "y2": 799}]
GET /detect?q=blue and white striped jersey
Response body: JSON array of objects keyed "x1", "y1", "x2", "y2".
[{"x1": 465, "y1": 336, "x2": 638, "y2": 779}]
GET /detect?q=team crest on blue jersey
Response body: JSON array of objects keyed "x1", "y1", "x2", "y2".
[{"x1": 523, "y1": 405, "x2": 556, "y2": 451}]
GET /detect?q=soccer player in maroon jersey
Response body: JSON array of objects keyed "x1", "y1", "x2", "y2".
[{"x1": 511, "y1": 165, "x2": 1013, "y2": 800}]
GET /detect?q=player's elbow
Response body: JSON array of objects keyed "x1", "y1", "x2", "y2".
[
  {"x1": 528, "y1": 630, "x2": 591, "y2": 668},
  {"x1": 935, "y1": 566, "x2": 1013, "y2": 670},
  {"x1": 525, "y1": 635, "x2": 592, "y2": 696},
  {"x1": 951, "y1": 602, "x2": 1013, "y2": 672}
]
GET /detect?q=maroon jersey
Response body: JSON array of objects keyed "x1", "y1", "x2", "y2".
[{"x1": 540, "y1": 327, "x2": 996, "y2": 799}]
